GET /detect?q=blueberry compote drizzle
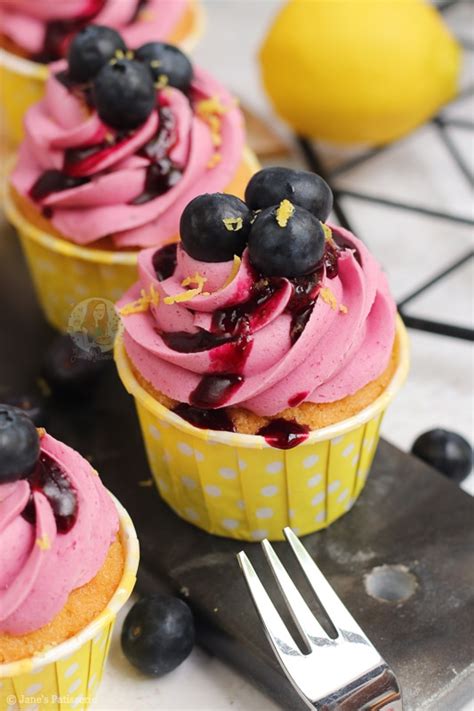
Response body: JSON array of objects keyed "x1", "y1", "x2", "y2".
[
  {"x1": 32, "y1": 0, "x2": 107, "y2": 63},
  {"x1": 63, "y1": 130, "x2": 131, "y2": 177},
  {"x1": 21, "y1": 453, "x2": 78, "y2": 533},
  {"x1": 257, "y1": 419, "x2": 310, "y2": 450},
  {"x1": 152, "y1": 243, "x2": 178, "y2": 281},
  {"x1": 190, "y1": 374, "x2": 243, "y2": 409},
  {"x1": 29, "y1": 170, "x2": 89, "y2": 202},
  {"x1": 162, "y1": 329, "x2": 235, "y2": 353},
  {"x1": 31, "y1": 95, "x2": 183, "y2": 201},
  {"x1": 173, "y1": 403, "x2": 236, "y2": 432},
  {"x1": 132, "y1": 106, "x2": 183, "y2": 204}
]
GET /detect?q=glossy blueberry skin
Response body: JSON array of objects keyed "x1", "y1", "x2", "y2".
[
  {"x1": 93, "y1": 59, "x2": 156, "y2": 130},
  {"x1": 0, "y1": 405, "x2": 39, "y2": 483},
  {"x1": 411, "y1": 429, "x2": 473, "y2": 484},
  {"x1": 67, "y1": 25, "x2": 126, "y2": 83},
  {"x1": 245, "y1": 167, "x2": 333, "y2": 222},
  {"x1": 180, "y1": 193, "x2": 252, "y2": 262},
  {"x1": 248, "y1": 203, "x2": 326, "y2": 277},
  {"x1": 135, "y1": 42, "x2": 194, "y2": 93},
  {"x1": 121, "y1": 594, "x2": 195, "y2": 677},
  {"x1": 2, "y1": 390, "x2": 47, "y2": 426},
  {"x1": 42, "y1": 334, "x2": 106, "y2": 396}
]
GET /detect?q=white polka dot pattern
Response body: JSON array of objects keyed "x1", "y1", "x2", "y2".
[
  {"x1": 16, "y1": 226, "x2": 137, "y2": 332},
  {"x1": 266, "y1": 461, "x2": 283, "y2": 474},
  {"x1": 131, "y1": 370, "x2": 389, "y2": 540}
]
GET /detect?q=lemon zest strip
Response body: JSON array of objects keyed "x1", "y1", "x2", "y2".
[
  {"x1": 223, "y1": 217, "x2": 243, "y2": 231},
  {"x1": 320, "y1": 287, "x2": 338, "y2": 311},
  {"x1": 120, "y1": 284, "x2": 160, "y2": 315},
  {"x1": 164, "y1": 273, "x2": 207, "y2": 304},
  {"x1": 36, "y1": 534, "x2": 51, "y2": 550},
  {"x1": 276, "y1": 199, "x2": 295, "y2": 227}
]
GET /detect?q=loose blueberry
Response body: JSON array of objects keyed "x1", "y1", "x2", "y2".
[
  {"x1": 135, "y1": 42, "x2": 193, "y2": 93},
  {"x1": 121, "y1": 594, "x2": 195, "y2": 677},
  {"x1": 0, "y1": 405, "x2": 39, "y2": 484},
  {"x1": 67, "y1": 25, "x2": 126, "y2": 83},
  {"x1": 411, "y1": 429, "x2": 472, "y2": 484},
  {"x1": 93, "y1": 59, "x2": 156, "y2": 130},
  {"x1": 245, "y1": 167, "x2": 333, "y2": 222},
  {"x1": 248, "y1": 201, "x2": 325, "y2": 277},
  {"x1": 2, "y1": 390, "x2": 47, "y2": 426},
  {"x1": 42, "y1": 334, "x2": 106, "y2": 396},
  {"x1": 180, "y1": 193, "x2": 251, "y2": 262}
]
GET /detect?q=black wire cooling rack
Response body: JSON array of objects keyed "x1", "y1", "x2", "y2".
[{"x1": 296, "y1": 0, "x2": 474, "y2": 343}]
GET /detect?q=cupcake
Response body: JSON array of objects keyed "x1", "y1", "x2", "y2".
[
  {"x1": 6, "y1": 26, "x2": 258, "y2": 331},
  {"x1": 0, "y1": 0, "x2": 204, "y2": 144},
  {"x1": 115, "y1": 167, "x2": 409, "y2": 541},
  {"x1": 0, "y1": 406, "x2": 138, "y2": 709}
]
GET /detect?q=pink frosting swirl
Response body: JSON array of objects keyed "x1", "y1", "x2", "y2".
[
  {"x1": 118, "y1": 226, "x2": 396, "y2": 416},
  {"x1": 11, "y1": 63, "x2": 245, "y2": 249},
  {"x1": 0, "y1": 432, "x2": 119, "y2": 635},
  {"x1": 0, "y1": 0, "x2": 189, "y2": 57}
]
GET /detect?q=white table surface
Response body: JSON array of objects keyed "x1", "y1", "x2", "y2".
[{"x1": 92, "y1": 1, "x2": 472, "y2": 708}]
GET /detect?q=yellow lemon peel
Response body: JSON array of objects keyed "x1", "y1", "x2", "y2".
[
  {"x1": 322, "y1": 223, "x2": 333, "y2": 241},
  {"x1": 276, "y1": 199, "x2": 294, "y2": 227},
  {"x1": 138, "y1": 8, "x2": 154, "y2": 21},
  {"x1": 36, "y1": 534, "x2": 51, "y2": 551},
  {"x1": 221, "y1": 255, "x2": 241, "y2": 290},
  {"x1": 164, "y1": 273, "x2": 207, "y2": 304},
  {"x1": 320, "y1": 287, "x2": 338, "y2": 311},
  {"x1": 223, "y1": 217, "x2": 243, "y2": 232},
  {"x1": 196, "y1": 96, "x2": 229, "y2": 148},
  {"x1": 154, "y1": 74, "x2": 169, "y2": 90},
  {"x1": 120, "y1": 284, "x2": 160, "y2": 315},
  {"x1": 207, "y1": 153, "x2": 222, "y2": 168}
]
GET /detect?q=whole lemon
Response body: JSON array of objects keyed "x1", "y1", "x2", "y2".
[{"x1": 260, "y1": 0, "x2": 461, "y2": 145}]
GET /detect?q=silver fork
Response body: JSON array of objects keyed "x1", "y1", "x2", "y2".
[{"x1": 237, "y1": 527, "x2": 403, "y2": 711}]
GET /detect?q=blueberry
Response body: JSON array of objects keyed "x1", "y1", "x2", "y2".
[
  {"x1": 67, "y1": 25, "x2": 126, "y2": 83},
  {"x1": 411, "y1": 429, "x2": 472, "y2": 484},
  {"x1": 93, "y1": 59, "x2": 156, "y2": 130},
  {"x1": 180, "y1": 193, "x2": 251, "y2": 262},
  {"x1": 42, "y1": 334, "x2": 106, "y2": 396},
  {"x1": 2, "y1": 390, "x2": 47, "y2": 426},
  {"x1": 248, "y1": 201, "x2": 325, "y2": 277},
  {"x1": 135, "y1": 42, "x2": 193, "y2": 93},
  {"x1": 121, "y1": 594, "x2": 195, "y2": 677},
  {"x1": 0, "y1": 405, "x2": 39, "y2": 484},
  {"x1": 245, "y1": 167, "x2": 333, "y2": 222}
]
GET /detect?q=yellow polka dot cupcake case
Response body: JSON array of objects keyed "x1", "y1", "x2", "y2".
[{"x1": 115, "y1": 317, "x2": 409, "y2": 542}]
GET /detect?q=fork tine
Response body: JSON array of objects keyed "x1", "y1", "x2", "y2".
[
  {"x1": 237, "y1": 551, "x2": 303, "y2": 663},
  {"x1": 261, "y1": 539, "x2": 328, "y2": 649},
  {"x1": 283, "y1": 527, "x2": 367, "y2": 638}
]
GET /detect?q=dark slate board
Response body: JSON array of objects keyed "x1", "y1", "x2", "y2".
[{"x1": 1, "y1": 221, "x2": 473, "y2": 711}]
